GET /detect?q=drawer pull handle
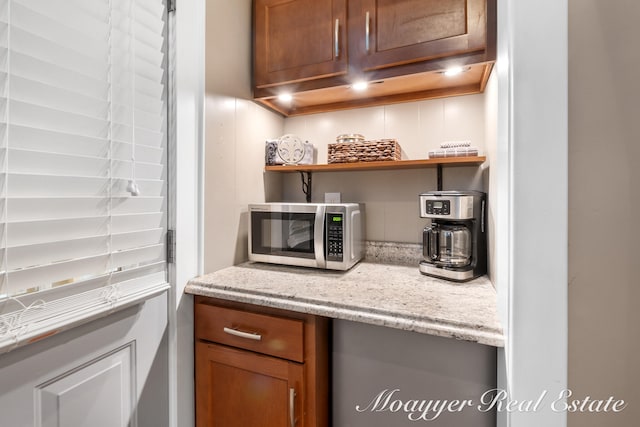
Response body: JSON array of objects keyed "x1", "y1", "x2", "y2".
[
  {"x1": 223, "y1": 327, "x2": 262, "y2": 341},
  {"x1": 289, "y1": 388, "x2": 296, "y2": 427}
]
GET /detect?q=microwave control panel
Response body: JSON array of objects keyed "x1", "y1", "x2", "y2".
[{"x1": 326, "y1": 213, "x2": 344, "y2": 261}]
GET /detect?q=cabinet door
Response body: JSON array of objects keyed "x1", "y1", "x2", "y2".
[
  {"x1": 196, "y1": 341, "x2": 305, "y2": 427},
  {"x1": 350, "y1": 0, "x2": 488, "y2": 72},
  {"x1": 254, "y1": 0, "x2": 348, "y2": 88}
]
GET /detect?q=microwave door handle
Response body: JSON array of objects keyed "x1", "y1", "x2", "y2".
[
  {"x1": 314, "y1": 205, "x2": 326, "y2": 268},
  {"x1": 350, "y1": 209, "x2": 360, "y2": 261}
]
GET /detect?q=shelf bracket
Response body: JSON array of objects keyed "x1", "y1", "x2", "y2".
[
  {"x1": 437, "y1": 164, "x2": 443, "y2": 191},
  {"x1": 299, "y1": 171, "x2": 312, "y2": 203}
]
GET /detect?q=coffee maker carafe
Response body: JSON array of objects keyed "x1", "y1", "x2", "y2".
[{"x1": 419, "y1": 191, "x2": 486, "y2": 282}]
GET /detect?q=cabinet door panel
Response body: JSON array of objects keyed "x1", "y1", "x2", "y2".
[
  {"x1": 351, "y1": 0, "x2": 487, "y2": 72},
  {"x1": 211, "y1": 362, "x2": 288, "y2": 426},
  {"x1": 196, "y1": 341, "x2": 304, "y2": 427},
  {"x1": 377, "y1": 0, "x2": 467, "y2": 51},
  {"x1": 254, "y1": 0, "x2": 348, "y2": 88}
]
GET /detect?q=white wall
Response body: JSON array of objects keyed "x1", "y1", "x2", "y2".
[
  {"x1": 484, "y1": 71, "x2": 499, "y2": 284},
  {"x1": 568, "y1": 1, "x2": 640, "y2": 425},
  {"x1": 171, "y1": 0, "x2": 205, "y2": 425},
  {"x1": 203, "y1": 0, "x2": 284, "y2": 273},
  {"x1": 500, "y1": 1, "x2": 568, "y2": 426}
]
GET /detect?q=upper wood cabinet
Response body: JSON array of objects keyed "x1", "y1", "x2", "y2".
[
  {"x1": 349, "y1": 0, "x2": 489, "y2": 73},
  {"x1": 254, "y1": 0, "x2": 348, "y2": 88},
  {"x1": 253, "y1": 0, "x2": 496, "y2": 116}
]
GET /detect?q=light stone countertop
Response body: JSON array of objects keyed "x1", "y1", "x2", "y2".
[{"x1": 186, "y1": 261, "x2": 504, "y2": 347}]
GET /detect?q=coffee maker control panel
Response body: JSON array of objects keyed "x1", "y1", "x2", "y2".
[
  {"x1": 425, "y1": 200, "x2": 451, "y2": 216},
  {"x1": 419, "y1": 192, "x2": 476, "y2": 220}
]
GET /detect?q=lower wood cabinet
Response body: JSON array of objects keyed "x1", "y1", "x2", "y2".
[{"x1": 194, "y1": 296, "x2": 329, "y2": 427}]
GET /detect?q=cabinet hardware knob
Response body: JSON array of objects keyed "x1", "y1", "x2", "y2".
[{"x1": 222, "y1": 327, "x2": 262, "y2": 341}]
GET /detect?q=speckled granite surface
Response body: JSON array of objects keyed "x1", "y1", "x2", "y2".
[
  {"x1": 364, "y1": 241, "x2": 423, "y2": 266},
  {"x1": 186, "y1": 260, "x2": 504, "y2": 347}
]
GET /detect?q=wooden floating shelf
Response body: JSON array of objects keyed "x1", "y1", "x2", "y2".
[{"x1": 264, "y1": 156, "x2": 486, "y2": 173}]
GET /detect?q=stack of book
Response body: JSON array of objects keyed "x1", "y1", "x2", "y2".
[{"x1": 428, "y1": 141, "x2": 479, "y2": 158}]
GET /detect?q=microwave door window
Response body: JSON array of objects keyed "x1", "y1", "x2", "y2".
[
  {"x1": 261, "y1": 218, "x2": 284, "y2": 250},
  {"x1": 287, "y1": 220, "x2": 312, "y2": 250},
  {"x1": 252, "y1": 212, "x2": 316, "y2": 258}
]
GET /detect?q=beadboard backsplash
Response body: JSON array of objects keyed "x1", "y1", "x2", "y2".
[{"x1": 278, "y1": 93, "x2": 490, "y2": 244}]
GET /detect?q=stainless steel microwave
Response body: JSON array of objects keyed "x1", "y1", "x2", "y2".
[{"x1": 248, "y1": 203, "x2": 365, "y2": 270}]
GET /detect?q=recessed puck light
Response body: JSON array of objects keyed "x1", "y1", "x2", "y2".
[{"x1": 442, "y1": 66, "x2": 470, "y2": 76}]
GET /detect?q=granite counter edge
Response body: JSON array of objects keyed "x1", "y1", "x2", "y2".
[{"x1": 185, "y1": 282, "x2": 505, "y2": 348}]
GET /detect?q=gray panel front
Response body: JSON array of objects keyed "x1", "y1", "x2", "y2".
[{"x1": 332, "y1": 320, "x2": 497, "y2": 427}]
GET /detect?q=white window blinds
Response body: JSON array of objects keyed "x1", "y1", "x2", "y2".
[{"x1": 0, "y1": 0, "x2": 168, "y2": 352}]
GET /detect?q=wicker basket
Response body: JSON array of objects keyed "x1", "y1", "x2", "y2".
[{"x1": 328, "y1": 139, "x2": 401, "y2": 163}]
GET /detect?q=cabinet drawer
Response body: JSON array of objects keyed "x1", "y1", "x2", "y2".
[{"x1": 195, "y1": 303, "x2": 304, "y2": 362}]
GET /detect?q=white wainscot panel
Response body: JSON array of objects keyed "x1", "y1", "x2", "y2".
[{"x1": 35, "y1": 344, "x2": 136, "y2": 427}]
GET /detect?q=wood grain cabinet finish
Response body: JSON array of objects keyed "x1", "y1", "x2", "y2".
[
  {"x1": 349, "y1": 0, "x2": 489, "y2": 72},
  {"x1": 194, "y1": 296, "x2": 329, "y2": 427},
  {"x1": 254, "y1": 0, "x2": 348, "y2": 88},
  {"x1": 252, "y1": 0, "x2": 496, "y2": 116}
]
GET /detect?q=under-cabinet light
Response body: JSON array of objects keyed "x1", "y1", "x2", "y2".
[
  {"x1": 443, "y1": 66, "x2": 470, "y2": 76},
  {"x1": 351, "y1": 81, "x2": 369, "y2": 91},
  {"x1": 278, "y1": 93, "x2": 293, "y2": 103},
  {"x1": 444, "y1": 66, "x2": 464, "y2": 76}
]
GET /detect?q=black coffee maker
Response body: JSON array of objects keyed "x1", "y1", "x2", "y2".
[{"x1": 418, "y1": 191, "x2": 486, "y2": 282}]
